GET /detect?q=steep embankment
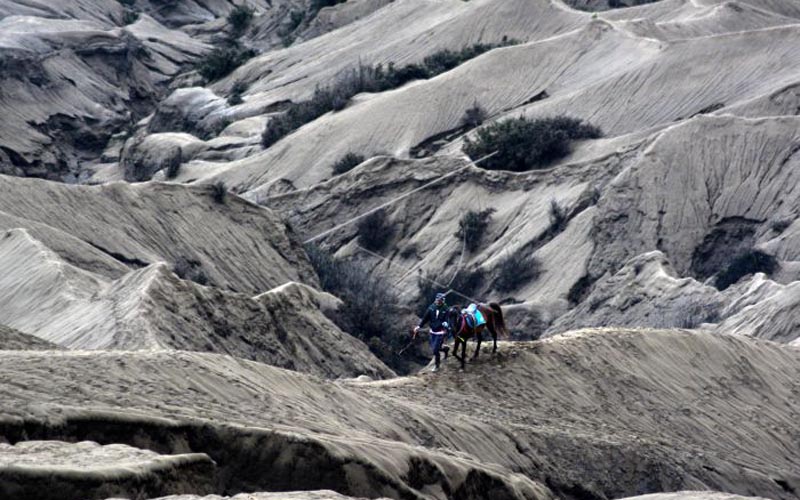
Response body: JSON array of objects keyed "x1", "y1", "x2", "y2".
[
  {"x1": 0, "y1": 226, "x2": 390, "y2": 379},
  {"x1": 1, "y1": 329, "x2": 798, "y2": 499}
]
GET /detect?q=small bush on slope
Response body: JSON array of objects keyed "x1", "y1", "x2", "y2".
[
  {"x1": 463, "y1": 116, "x2": 602, "y2": 172},
  {"x1": 211, "y1": 181, "x2": 227, "y2": 204},
  {"x1": 357, "y1": 209, "x2": 393, "y2": 251},
  {"x1": 714, "y1": 250, "x2": 778, "y2": 290},
  {"x1": 305, "y1": 244, "x2": 414, "y2": 372},
  {"x1": 311, "y1": 0, "x2": 347, "y2": 12},
  {"x1": 228, "y1": 5, "x2": 254, "y2": 37},
  {"x1": 455, "y1": 209, "x2": 494, "y2": 253},
  {"x1": 461, "y1": 101, "x2": 487, "y2": 128},
  {"x1": 496, "y1": 251, "x2": 541, "y2": 292},
  {"x1": 197, "y1": 45, "x2": 256, "y2": 83},
  {"x1": 227, "y1": 81, "x2": 248, "y2": 106},
  {"x1": 332, "y1": 152, "x2": 365, "y2": 175}
]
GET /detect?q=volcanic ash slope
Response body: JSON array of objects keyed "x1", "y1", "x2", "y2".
[{"x1": 1, "y1": 329, "x2": 798, "y2": 500}]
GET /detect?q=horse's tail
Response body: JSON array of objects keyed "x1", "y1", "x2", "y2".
[{"x1": 488, "y1": 302, "x2": 507, "y2": 338}]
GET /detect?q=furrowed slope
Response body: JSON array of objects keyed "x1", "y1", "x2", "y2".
[
  {"x1": 0, "y1": 13, "x2": 209, "y2": 179},
  {"x1": 1, "y1": 329, "x2": 798, "y2": 499},
  {"x1": 204, "y1": 18, "x2": 800, "y2": 197},
  {"x1": 0, "y1": 175, "x2": 316, "y2": 293},
  {"x1": 0, "y1": 324, "x2": 60, "y2": 350},
  {"x1": 263, "y1": 115, "x2": 800, "y2": 327},
  {"x1": 0, "y1": 228, "x2": 389, "y2": 378}
]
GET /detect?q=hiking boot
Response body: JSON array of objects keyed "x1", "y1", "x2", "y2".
[{"x1": 432, "y1": 365, "x2": 439, "y2": 373}]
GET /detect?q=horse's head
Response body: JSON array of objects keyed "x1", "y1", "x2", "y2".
[{"x1": 445, "y1": 306, "x2": 462, "y2": 333}]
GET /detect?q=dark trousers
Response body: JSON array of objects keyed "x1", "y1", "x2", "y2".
[{"x1": 430, "y1": 331, "x2": 446, "y2": 367}]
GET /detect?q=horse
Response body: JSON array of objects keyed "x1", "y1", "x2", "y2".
[{"x1": 445, "y1": 302, "x2": 507, "y2": 370}]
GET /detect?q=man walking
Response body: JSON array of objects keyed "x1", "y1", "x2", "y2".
[{"x1": 414, "y1": 292, "x2": 450, "y2": 372}]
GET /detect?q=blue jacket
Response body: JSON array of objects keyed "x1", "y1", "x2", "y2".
[{"x1": 418, "y1": 303, "x2": 449, "y2": 332}]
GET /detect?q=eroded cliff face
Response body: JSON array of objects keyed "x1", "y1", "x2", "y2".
[{"x1": 1, "y1": 0, "x2": 800, "y2": 499}]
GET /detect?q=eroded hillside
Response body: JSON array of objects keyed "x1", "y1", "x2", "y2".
[{"x1": 1, "y1": 0, "x2": 800, "y2": 499}]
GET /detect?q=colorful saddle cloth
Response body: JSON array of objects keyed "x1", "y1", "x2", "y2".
[{"x1": 463, "y1": 304, "x2": 486, "y2": 328}]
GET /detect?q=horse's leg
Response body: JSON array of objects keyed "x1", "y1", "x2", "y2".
[
  {"x1": 488, "y1": 315, "x2": 498, "y2": 354},
  {"x1": 473, "y1": 329, "x2": 482, "y2": 359},
  {"x1": 460, "y1": 338, "x2": 467, "y2": 370}
]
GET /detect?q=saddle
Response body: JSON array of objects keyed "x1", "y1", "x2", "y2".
[{"x1": 462, "y1": 303, "x2": 486, "y2": 329}]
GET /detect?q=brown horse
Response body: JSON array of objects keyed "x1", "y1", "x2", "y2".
[{"x1": 445, "y1": 303, "x2": 506, "y2": 370}]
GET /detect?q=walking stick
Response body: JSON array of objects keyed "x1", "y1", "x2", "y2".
[{"x1": 397, "y1": 328, "x2": 429, "y2": 355}]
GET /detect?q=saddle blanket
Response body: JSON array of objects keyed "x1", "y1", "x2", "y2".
[{"x1": 463, "y1": 304, "x2": 486, "y2": 328}]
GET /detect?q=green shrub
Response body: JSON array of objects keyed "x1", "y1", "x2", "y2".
[
  {"x1": 455, "y1": 209, "x2": 494, "y2": 253},
  {"x1": 461, "y1": 101, "x2": 487, "y2": 128},
  {"x1": 197, "y1": 45, "x2": 256, "y2": 83},
  {"x1": 464, "y1": 116, "x2": 602, "y2": 171},
  {"x1": 357, "y1": 209, "x2": 393, "y2": 251},
  {"x1": 772, "y1": 219, "x2": 792, "y2": 234},
  {"x1": 496, "y1": 251, "x2": 541, "y2": 292},
  {"x1": 228, "y1": 5, "x2": 254, "y2": 37},
  {"x1": 548, "y1": 199, "x2": 568, "y2": 233},
  {"x1": 227, "y1": 81, "x2": 248, "y2": 106},
  {"x1": 416, "y1": 272, "x2": 441, "y2": 316},
  {"x1": 714, "y1": 250, "x2": 778, "y2": 290},
  {"x1": 164, "y1": 147, "x2": 182, "y2": 179},
  {"x1": 311, "y1": 0, "x2": 347, "y2": 12},
  {"x1": 211, "y1": 181, "x2": 227, "y2": 204},
  {"x1": 262, "y1": 40, "x2": 517, "y2": 148},
  {"x1": 449, "y1": 267, "x2": 485, "y2": 301},
  {"x1": 305, "y1": 244, "x2": 412, "y2": 371},
  {"x1": 332, "y1": 152, "x2": 365, "y2": 175},
  {"x1": 122, "y1": 10, "x2": 139, "y2": 25}
]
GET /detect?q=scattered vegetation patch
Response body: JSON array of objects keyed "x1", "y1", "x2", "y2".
[
  {"x1": 464, "y1": 116, "x2": 603, "y2": 171},
  {"x1": 568, "y1": 275, "x2": 596, "y2": 305},
  {"x1": 455, "y1": 209, "x2": 494, "y2": 253},
  {"x1": 496, "y1": 251, "x2": 541, "y2": 292},
  {"x1": 122, "y1": 9, "x2": 139, "y2": 25},
  {"x1": 566, "y1": 0, "x2": 661, "y2": 10},
  {"x1": 227, "y1": 81, "x2": 248, "y2": 106},
  {"x1": 449, "y1": 267, "x2": 485, "y2": 300},
  {"x1": 461, "y1": 101, "x2": 487, "y2": 129},
  {"x1": 548, "y1": 199, "x2": 568, "y2": 234},
  {"x1": 197, "y1": 45, "x2": 256, "y2": 83},
  {"x1": 173, "y1": 257, "x2": 209, "y2": 286},
  {"x1": 660, "y1": 300, "x2": 721, "y2": 329},
  {"x1": 211, "y1": 181, "x2": 228, "y2": 204},
  {"x1": 416, "y1": 273, "x2": 440, "y2": 316},
  {"x1": 305, "y1": 244, "x2": 413, "y2": 372},
  {"x1": 311, "y1": 0, "x2": 348, "y2": 13},
  {"x1": 164, "y1": 147, "x2": 182, "y2": 179},
  {"x1": 228, "y1": 5, "x2": 255, "y2": 37},
  {"x1": 332, "y1": 152, "x2": 365, "y2": 175},
  {"x1": 415, "y1": 267, "x2": 485, "y2": 315},
  {"x1": 357, "y1": 209, "x2": 394, "y2": 251},
  {"x1": 607, "y1": 0, "x2": 661, "y2": 8},
  {"x1": 771, "y1": 218, "x2": 792, "y2": 234},
  {"x1": 714, "y1": 250, "x2": 778, "y2": 290},
  {"x1": 262, "y1": 39, "x2": 517, "y2": 148}
]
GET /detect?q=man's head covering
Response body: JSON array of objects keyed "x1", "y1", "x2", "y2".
[{"x1": 434, "y1": 292, "x2": 446, "y2": 303}]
